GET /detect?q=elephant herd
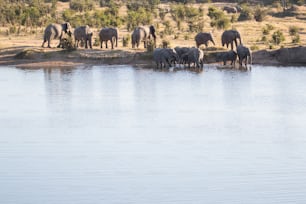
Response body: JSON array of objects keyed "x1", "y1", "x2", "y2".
[
  {"x1": 41, "y1": 22, "x2": 251, "y2": 69},
  {"x1": 154, "y1": 29, "x2": 251, "y2": 70},
  {"x1": 41, "y1": 22, "x2": 119, "y2": 50}
]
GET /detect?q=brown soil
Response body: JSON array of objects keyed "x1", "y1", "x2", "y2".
[{"x1": 1, "y1": 45, "x2": 306, "y2": 69}]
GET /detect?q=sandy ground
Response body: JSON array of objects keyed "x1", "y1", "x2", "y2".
[{"x1": 1, "y1": 35, "x2": 306, "y2": 69}]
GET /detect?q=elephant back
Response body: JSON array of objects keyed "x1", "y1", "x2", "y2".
[
  {"x1": 188, "y1": 48, "x2": 204, "y2": 62},
  {"x1": 44, "y1": 23, "x2": 63, "y2": 40},
  {"x1": 99, "y1": 27, "x2": 117, "y2": 41},
  {"x1": 139, "y1": 26, "x2": 150, "y2": 39},
  {"x1": 74, "y1": 25, "x2": 92, "y2": 41},
  {"x1": 195, "y1": 32, "x2": 213, "y2": 44}
]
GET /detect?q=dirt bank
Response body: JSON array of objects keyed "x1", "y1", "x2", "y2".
[{"x1": 1, "y1": 46, "x2": 306, "y2": 68}]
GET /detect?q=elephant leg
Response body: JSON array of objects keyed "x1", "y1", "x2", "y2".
[
  {"x1": 100, "y1": 40, "x2": 102, "y2": 49},
  {"x1": 105, "y1": 41, "x2": 108, "y2": 49},
  {"x1": 230, "y1": 42, "x2": 233, "y2": 50},
  {"x1": 42, "y1": 40, "x2": 46, "y2": 48},
  {"x1": 57, "y1": 40, "x2": 61, "y2": 48},
  {"x1": 85, "y1": 40, "x2": 88, "y2": 49},
  {"x1": 111, "y1": 41, "x2": 114, "y2": 49}
]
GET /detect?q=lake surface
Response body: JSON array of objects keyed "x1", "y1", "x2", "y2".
[{"x1": 1, "y1": 65, "x2": 306, "y2": 204}]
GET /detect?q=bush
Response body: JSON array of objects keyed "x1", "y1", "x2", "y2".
[
  {"x1": 122, "y1": 35, "x2": 130, "y2": 47},
  {"x1": 292, "y1": 34, "x2": 300, "y2": 43},
  {"x1": 93, "y1": 38, "x2": 100, "y2": 47},
  {"x1": 238, "y1": 6, "x2": 253, "y2": 21},
  {"x1": 272, "y1": 30, "x2": 285, "y2": 45},
  {"x1": 208, "y1": 6, "x2": 223, "y2": 20},
  {"x1": 289, "y1": 26, "x2": 299, "y2": 36},
  {"x1": 262, "y1": 24, "x2": 274, "y2": 35},
  {"x1": 163, "y1": 21, "x2": 173, "y2": 35},
  {"x1": 254, "y1": 6, "x2": 267, "y2": 22},
  {"x1": 162, "y1": 39, "x2": 170, "y2": 48},
  {"x1": 146, "y1": 39, "x2": 155, "y2": 52},
  {"x1": 210, "y1": 16, "x2": 230, "y2": 30}
]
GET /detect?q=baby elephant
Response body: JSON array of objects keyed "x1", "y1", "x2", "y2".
[
  {"x1": 153, "y1": 48, "x2": 179, "y2": 69},
  {"x1": 216, "y1": 50, "x2": 237, "y2": 66}
]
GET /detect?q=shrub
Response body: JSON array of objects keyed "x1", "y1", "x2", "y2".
[
  {"x1": 250, "y1": 45, "x2": 259, "y2": 51},
  {"x1": 93, "y1": 38, "x2": 100, "y2": 47},
  {"x1": 163, "y1": 21, "x2": 173, "y2": 35},
  {"x1": 261, "y1": 36, "x2": 268, "y2": 42},
  {"x1": 238, "y1": 6, "x2": 253, "y2": 21},
  {"x1": 289, "y1": 26, "x2": 299, "y2": 36},
  {"x1": 208, "y1": 6, "x2": 230, "y2": 30},
  {"x1": 262, "y1": 24, "x2": 274, "y2": 35},
  {"x1": 208, "y1": 6, "x2": 223, "y2": 20},
  {"x1": 162, "y1": 39, "x2": 170, "y2": 48},
  {"x1": 146, "y1": 39, "x2": 155, "y2": 52},
  {"x1": 254, "y1": 6, "x2": 267, "y2": 22},
  {"x1": 127, "y1": 8, "x2": 152, "y2": 31},
  {"x1": 272, "y1": 30, "x2": 285, "y2": 45},
  {"x1": 210, "y1": 16, "x2": 230, "y2": 30},
  {"x1": 292, "y1": 34, "x2": 300, "y2": 43},
  {"x1": 122, "y1": 35, "x2": 130, "y2": 47}
]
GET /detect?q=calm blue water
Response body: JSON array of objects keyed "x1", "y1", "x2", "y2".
[{"x1": 1, "y1": 65, "x2": 306, "y2": 204}]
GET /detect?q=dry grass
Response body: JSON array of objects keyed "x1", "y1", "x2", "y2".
[{"x1": 1, "y1": 2, "x2": 306, "y2": 51}]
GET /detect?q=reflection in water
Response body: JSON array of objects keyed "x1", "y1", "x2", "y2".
[{"x1": 1, "y1": 65, "x2": 306, "y2": 204}]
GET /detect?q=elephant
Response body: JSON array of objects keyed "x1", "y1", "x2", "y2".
[
  {"x1": 42, "y1": 22, "x2": 72, "y2": 48},
  {"x1": 221, "y1": 30, "x2": 242, "y2": 50},
  {"x1": 216, "y1": 50, "x2": 237, "y2": 66},
  {"x1": 74, "y1": 25, "x2": 93, "y2": 49},
  {"x1": 99, "y1": 27, "x2": 118, "y2": 49},
  {"x1": 131, "y1": 25, "x2": 156, "y2": 48},
  {"x1": 182, "y1": 47, "x2": 204, "y2": 68},
  {"x1": 195, "y1": 32, "x2": 215, "y2": 48},
  {"x1": 223, "y1": 6, "x2": 238, "y2": 14},
  {"x1": 174, "y1": 46, "x2": 190, "y2": 64},
  {"x1": 153, "y1": 48, "x2": 179, "y2": 69},
  {"x1": 237, "y1": 45, "x2": 252, "y2": 69}
]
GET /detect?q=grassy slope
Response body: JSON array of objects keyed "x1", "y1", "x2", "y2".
[{"x1": 0, "y1": 2, "x2": 306, "y2": 51}]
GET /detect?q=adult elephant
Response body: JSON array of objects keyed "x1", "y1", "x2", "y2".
[
  {"x1": 174, "y1": 46, "x2": 190, "y2": 65},
  {"x1": 216, "y1": 50, "x2": 237, "y2": 66},
  {"x1": 182, "y1": 47, "x2": 204, "y2": 69},
  {"x1": 195, "y1": 32, "x2": 215, "y2": 48},
  {"x1": 131, "y1": 25, "x2": 156, "y2": 48},
  {"x1": 74, "y1": 25, "x2": 93, "y2": 49},
  {"x1": 99, "y1": 27, "x2": 118, "y2": 49},
  {"x1": 221, "y1": 29, "x2": 242, "y2": 50},
  {"x1": 42, "y1": 22, "x2": 72, "y2": 48},
  {"x1": 153, "y1": 48, "x2": 179, "y2": 69},
  {"x1": 237, "y1": 45, "x2": 252, "y2": 69}
]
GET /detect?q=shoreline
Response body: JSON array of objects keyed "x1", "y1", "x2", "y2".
[{"x1": 1, "y1": 46, "x2": 306, "y2": 68}]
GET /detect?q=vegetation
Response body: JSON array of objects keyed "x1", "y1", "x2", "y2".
[
  {"x1": 208, "y1": 6, "x2": 230, "y2": 30},
  {"x1": 272, "y1": 30, "x2": 285, "y2": 45},
  {"x1": 0, "y1": 0, "x2": 305, "y2": 50}
]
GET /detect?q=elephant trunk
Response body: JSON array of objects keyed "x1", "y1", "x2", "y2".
[
  {"x1": 211, "y1": 39, "x2": 215, "y2": 46},
  {"x1": 238, "y1": 36, "x2": 242, "y2": 45}
]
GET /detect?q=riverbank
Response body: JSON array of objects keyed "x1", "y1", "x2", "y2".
[{"x1": 1, "y1": 46, "x2": 306, "y2": 68}]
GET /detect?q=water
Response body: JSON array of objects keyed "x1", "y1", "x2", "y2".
[{"x1": 1, "y1": 65, "x2": 306, "y2": 204}]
